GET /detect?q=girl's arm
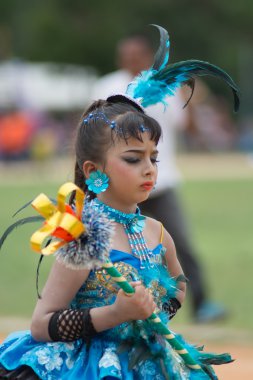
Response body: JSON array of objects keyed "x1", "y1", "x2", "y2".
[
  {"x1": 162, "y1": 228, "x2": 186, "y2": 305},
  {"x1": 145, "y1": 217, "x2": 186, "y2": 305},
  {"x1": 31, "y1": 260, "x2": 155, "y2": 342},
  {"x1": 31, "y1": 260, "x2": 90, "y2": 341}
]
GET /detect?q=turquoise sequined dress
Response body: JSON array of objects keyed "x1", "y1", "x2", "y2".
[{"x1": 0, "y1": 244, "x2": 229, "y2": 379}]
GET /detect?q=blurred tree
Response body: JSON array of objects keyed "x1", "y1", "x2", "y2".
[{"x1": 0, "y1": 0, "x2": 252, "y2": 102}]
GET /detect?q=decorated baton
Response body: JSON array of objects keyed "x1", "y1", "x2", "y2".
[{"x1": 102, "y1": 260, "x2": 202, "y2": 370}]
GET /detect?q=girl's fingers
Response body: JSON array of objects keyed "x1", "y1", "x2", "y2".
[
  {"x1": 121, "y1": 281, "x2": 155, "y2": 311},
  {"x1": 129, "y1": 281, "x2": 142, "y2": 288}
]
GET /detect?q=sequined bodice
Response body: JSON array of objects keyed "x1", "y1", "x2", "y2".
[{"x1": 70, "y1": 244, "x2": 176, "y2": 315}]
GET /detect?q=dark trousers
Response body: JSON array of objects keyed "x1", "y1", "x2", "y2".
[{"x1": 140, "y1": 189, "x2": 206, "y2": 313}]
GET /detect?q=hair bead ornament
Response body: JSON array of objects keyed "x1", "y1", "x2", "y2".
[
  {"x1": 82, "y1": 111, "x2": 116, "y2": 129},
  {"x1": 82, "y1": 109, "x2": 150, "y2": 134},
  {"x1": 139, "y1": 124, "x2": 149, "y2": 132}
]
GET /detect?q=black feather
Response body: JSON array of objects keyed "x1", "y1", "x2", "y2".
[
  {"x1": 128, "y1": 344, "x2": 153, "y2": 369},
  {"x1": 36, "y1": 254, "x2": 44, "y2": 299},
  {"x1": 35, "y1": 238, "x2": 52, "y2": 298},
  {"x1": 0, "y1": 216, "x2": 44, "y2": 250},
  {"x1": 12, "y1": 200, "x2": 36, "y2": 218},
  {"x1": 199, "y1": 353, "x2": 234, "y2": 365},
  {"x1": 183, "y1": 78, "x2": 195, "y2": 108},
  {"x1": 151, "y1": 24, "x2": 169, "y2": 71},
  {"x1": 154, "y1": 59, "x2": 240, "y2": 112},
  {"x1": 201, "y1": 364, "x2": 218, "y2": 380},
  {"x1": 12, "y1": 198, "x2": 57, "y2": 217}
]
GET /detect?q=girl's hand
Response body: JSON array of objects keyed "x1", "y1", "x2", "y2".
[{"x1": 112, "y1": 281, "x2": 156, "y2": 323}]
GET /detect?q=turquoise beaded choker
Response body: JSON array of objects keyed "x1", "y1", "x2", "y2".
[{"x1": 92, "y1": 199, "x2": 153, "y2": 268}]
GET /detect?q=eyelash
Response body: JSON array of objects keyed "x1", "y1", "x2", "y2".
[{"x1": 123, "y1": 158, "x2": 159, "y2": 165}]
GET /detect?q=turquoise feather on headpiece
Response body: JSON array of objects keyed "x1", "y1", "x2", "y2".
[{"x1": 126, "y1": 24, "x2": 240, "y2": 112}]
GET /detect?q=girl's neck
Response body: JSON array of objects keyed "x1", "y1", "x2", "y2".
[
  {"x1": 93, "y1": 195, "x2": 153, "y2": 268},
  {"x1": 96, "y1": 194, "x2": 137, "y2": 214}
]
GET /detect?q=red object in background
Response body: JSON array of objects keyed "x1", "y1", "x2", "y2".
[{"x1": 0, "y1": 112, "x2": 34, "y2": 154}]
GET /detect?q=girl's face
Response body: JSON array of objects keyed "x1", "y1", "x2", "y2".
[{"x1": 97, "y1": 132, "x2": 158, "y2": 212}]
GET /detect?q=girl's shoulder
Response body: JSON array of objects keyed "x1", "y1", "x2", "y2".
[
  {"x1": 145, "y1": 216, "x2": 161, "y2": 232},
  {"x1": 144, "y1": 216, "x2": 164, "y2": 246},
  {"x1": 145, "y1": 216, "x2": 175, "y2": 249}
]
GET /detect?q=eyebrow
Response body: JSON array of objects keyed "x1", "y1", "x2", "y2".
[{"x1": 123, "y1": 149, "x2": 159, "y2": 154}]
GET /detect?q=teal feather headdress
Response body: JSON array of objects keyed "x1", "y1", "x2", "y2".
[{"x1": 123, "y1": 25, "x2": 240, "y2": 112}]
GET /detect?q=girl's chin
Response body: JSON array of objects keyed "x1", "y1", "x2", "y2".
[{"x1": 137, "y1": 194, "x2": 150, "y2": 204}]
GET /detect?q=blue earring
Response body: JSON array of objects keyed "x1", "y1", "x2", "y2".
[{"x1": 85, "y1": 170, "x2": 109, "y2": 194}]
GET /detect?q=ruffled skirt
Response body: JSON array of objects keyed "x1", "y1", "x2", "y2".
[{"x1": 0, "y1": 330, "x2": 230, "y2": 380}]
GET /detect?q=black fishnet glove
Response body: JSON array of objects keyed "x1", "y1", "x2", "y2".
[{"x1": 48, "y1": 308, "x2": 97, "y2": 343}]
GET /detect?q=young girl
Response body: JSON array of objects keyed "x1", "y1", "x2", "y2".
[
  {"x1": 0, "y1": 25, "x2": 238, "y2": 379},
  {"x1": 0, "y1": 98, "x2": 231, "y2": 380}
]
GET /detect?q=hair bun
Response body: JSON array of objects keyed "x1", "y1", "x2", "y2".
[{"x1": 106, "y1": 93, "x2": 145, "y2": 113}]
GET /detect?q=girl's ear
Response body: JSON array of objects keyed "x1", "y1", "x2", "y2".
[{"x1": 82, "y1": 161, "x2": 98, "y2": 179}]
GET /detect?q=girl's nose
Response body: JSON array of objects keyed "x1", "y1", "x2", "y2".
[{"x1": 143, "y1": 159, "x2": 156, "y2": 176}]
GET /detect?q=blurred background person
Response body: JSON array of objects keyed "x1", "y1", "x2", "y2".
[
  {"x1": 180, "y1": 79, "x2": 238, "y2": 152},
  {"x1": 91, "y1": 33, "x2": 227, "y2": 323}
]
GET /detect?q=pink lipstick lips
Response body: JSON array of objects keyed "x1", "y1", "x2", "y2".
[{"x1": 141, "y1": 181, "x2": 154, "y2": 191}]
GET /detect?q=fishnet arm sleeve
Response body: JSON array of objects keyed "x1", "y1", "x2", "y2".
[{"x1": 48, "y1": 308, "x2": 97, "y2": 343}]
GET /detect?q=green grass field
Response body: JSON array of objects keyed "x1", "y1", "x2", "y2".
[
  {"x1": 175, "y1": 179, "x2": 253, "y2": 330},
  {"x1": 0, "y1": 171, "x2": 253, "y2": 331}
]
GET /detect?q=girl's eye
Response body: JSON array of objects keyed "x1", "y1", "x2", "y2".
[
  {"x1": 123, "y1": 157, "x2": 159, "y2": 165},
  {"x1": 123, "y1": 157, "x2": 140, "y2": 164}
]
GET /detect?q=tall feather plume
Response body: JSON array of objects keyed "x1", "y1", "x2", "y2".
[
  {"x1": 127, "y1": 25, "x2": 240, "y2": 112},
  {"x1": 151, "y1": 24, "x2": 170, "y2": 71},
  {"x1": 154, "y1": 59, "x2": 240, "y2": 111}
]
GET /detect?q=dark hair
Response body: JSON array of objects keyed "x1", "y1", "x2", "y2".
[{"x1": 74, "y1": 99, "x2": 161, "y2": 196}]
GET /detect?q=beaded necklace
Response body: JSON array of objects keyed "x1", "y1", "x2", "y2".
[{"x1": 92, "y1": 199, "x2": 153, "y2": 268}]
